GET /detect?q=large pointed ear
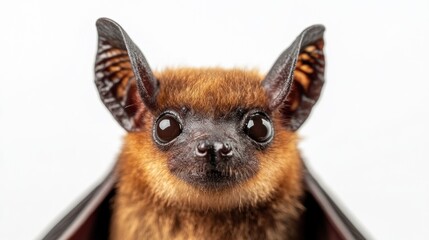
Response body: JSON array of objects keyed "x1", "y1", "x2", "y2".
[
  {"x1": 262, "y1": 25, "x2": 325, "y2": 131},
  {"x1": 95, "y1": 18, "x2": 159, "y2": 131}
]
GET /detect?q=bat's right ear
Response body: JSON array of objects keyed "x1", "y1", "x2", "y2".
[
  {"x1": 262, "y1": 25, "x2": 325, "y2": 131},
  {"x1": 95, "y1": 18, "x2": 159, "y2": 131}
]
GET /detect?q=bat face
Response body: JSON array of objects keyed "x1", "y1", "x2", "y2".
[
  {"x1": 94, "y1": 18, "x2": 325, "y2": 209},
  {"x1": 162, "y1": 108, "x2": 263, "y2": 190},
  {"x1": 153, "y1": 69, "x2": 270, "y2": 190}
]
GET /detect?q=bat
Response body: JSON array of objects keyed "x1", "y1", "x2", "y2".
[{"x1": 94, "y1": 18, "x2": 325, "y2": 239}]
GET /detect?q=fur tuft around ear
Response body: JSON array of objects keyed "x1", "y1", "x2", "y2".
[
  {"x1": 95, "y1": 18, "x2": 158, "y2": 131},
  {"x1": 263, "y1": 25, "x2": 325, "y2": 131}
]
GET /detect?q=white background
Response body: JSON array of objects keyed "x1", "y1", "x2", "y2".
[{"x1": 1, "y1": 0, "x2": 428, "y2": 239}]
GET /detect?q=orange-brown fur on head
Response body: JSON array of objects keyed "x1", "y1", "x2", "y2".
[
  {"x1": 111, "y1": 68, "x2": 304, "y2": 239},
  {"x1": 156, "y1": 68, "x2": 267, "y2": 115}
]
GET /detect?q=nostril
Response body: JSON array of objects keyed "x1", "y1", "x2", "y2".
[
  {"x1": 220, "y1": 143, "x2": 233, "y2": 157},
  {"x1": 196, "y1": 142, "x2": 208, "y2": 157},
  {"x1": 197, "y1": 141, "x2": 232, "y2": 158}
]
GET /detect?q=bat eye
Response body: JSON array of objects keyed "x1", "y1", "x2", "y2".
[
  {"x1": 155, "y1": 113, "x2": 182, "y2": 143},
  {"x1": 244, "y1": 113, "x2": 273, "y2": 143}
]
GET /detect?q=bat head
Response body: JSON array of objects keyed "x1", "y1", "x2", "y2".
[{"x1": 95, "y1": 18, "x2": 325, "y2": 210}]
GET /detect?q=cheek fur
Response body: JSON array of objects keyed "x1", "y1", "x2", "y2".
[{"x1": 256, "y1": 126, "x2": 303, "y2": 197}]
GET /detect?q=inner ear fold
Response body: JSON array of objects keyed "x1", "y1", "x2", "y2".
[
  {"x1": 262, "y1": 25, "x2": 325, "y2": 131},
  {"x1": 95, "y1": 18, "x2": 158, "y2": 131}
]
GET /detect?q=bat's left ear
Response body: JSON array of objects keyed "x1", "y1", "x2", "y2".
[
  {"x1": 262, "y1": 25, "x2": 325, "y2": 131},
  {"x1": 95, "y1": 18, "x2": 159, "y2": 131}
]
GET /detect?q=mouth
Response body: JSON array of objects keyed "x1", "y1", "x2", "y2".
[
  {"x1": 188, "y1": 169, "x2": 235, "y2": 189},
  {"x1": 171, "y1": 164, "x2": 252, "y2": 191}
]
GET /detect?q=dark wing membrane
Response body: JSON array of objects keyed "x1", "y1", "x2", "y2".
[{"x1": 41, "y1": 163, "x2": 366, "y2": 240}]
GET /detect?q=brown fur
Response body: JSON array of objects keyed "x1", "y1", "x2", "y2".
[{"x1": 111, "y1": 68, "x2": 304, "y2": 240}]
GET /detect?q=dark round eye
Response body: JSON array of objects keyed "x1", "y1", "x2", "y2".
[
  {"x1": 155, "y1": 114, "x2": 182, "y2": 143},
  {"x1": 244, "y1": 113, "x2": 273, "y2": 143}
]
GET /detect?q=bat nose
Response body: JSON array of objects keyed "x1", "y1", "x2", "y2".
[{"x1": 196, "y1": 141, "x2": 233, "y2": 158}]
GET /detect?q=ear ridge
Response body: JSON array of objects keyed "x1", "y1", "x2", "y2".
[
  {"x1": 287, "y1": 38, "x2": 324, "y2": 129},
  {"x1": 263, "y1": 25, "x2": 325, "y2": 131},
  {"x1": 95, "y1": 18, "x2": 158, "y2": 131}
]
